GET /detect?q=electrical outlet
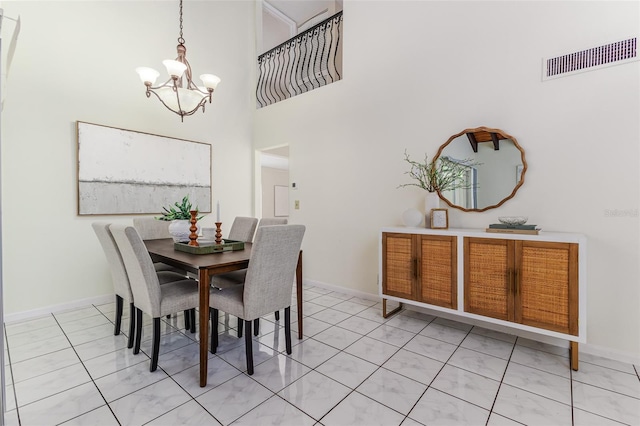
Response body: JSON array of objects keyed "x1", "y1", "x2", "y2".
[{"x1": 294, "y1": 200, "x2": 300, "y2": 209}]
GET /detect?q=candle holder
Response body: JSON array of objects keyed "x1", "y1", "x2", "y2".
[
  {"x1": 215, "y1": 222, "x2": 222, "y2": 245},
  {"x1": 188, "y1": 210, "x2": 199, "y2": 246}
]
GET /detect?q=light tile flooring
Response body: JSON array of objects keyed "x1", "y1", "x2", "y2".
[{"x1": 3, "y1": 284, "x2": 640, "y2": 425}]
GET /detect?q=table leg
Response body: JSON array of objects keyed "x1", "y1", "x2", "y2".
[
  {"x1": 199, "y1": 268, "x2": 210, "y2": 387},
  {"x1": 296, "y1": 251, "x2": 303, "y2": 339}
]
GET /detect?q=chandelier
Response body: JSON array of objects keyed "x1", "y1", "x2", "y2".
[{"x1": 135, "y1": 0, "x2": 221, "y2": 121}]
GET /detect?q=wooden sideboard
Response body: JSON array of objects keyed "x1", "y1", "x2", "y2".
[{"x1": 379, "y1": 227, "x2": 586, "y2": 370}]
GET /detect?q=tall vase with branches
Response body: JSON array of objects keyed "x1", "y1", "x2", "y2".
[{"x1": 398, "y1": 150, "x2": 479, "y2": 227}]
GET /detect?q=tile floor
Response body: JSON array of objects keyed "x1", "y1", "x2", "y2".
[{"x1": 3, "y1": 284, "x2": 640, "y2": 426}]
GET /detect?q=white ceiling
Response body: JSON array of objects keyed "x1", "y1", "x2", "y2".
[{"x1": 265, "y1": 0, "x2": 340, "y2": 27}]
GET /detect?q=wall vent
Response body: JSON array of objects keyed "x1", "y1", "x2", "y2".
[{"x1": 542, "y1": 37, "x2": 637, "y2": 81}]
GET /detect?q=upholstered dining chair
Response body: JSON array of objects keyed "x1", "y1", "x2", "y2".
[
  {"x1": 133, "y1": 217, "x2": 187, "y2": 272},
  {"x1": 133, "y1": 217, "x2": 195, "y2": 325},
  {"x1": 227, "y1": 216, "x2": 259, "y2": 243},
  {"x1": 211, "y1": 217, "x2": 289, "y2": 335},
  {"x1": 257, "y1": 217, "x2": 288, "y2": 227},
  {"x1": 209, "y1": 224, "x2": 305, "y2": 375},
  {"x1": 110, "y1": 224, "x2": 208, "y2": 372},
  {"x1": 92, "y1": 222, "x2": 194, "y2": 349}
]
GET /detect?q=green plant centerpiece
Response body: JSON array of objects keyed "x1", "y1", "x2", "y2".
[
  {"x1": 157, "y1": 195, "x2": 203, "y2": 221},
  {"x1": 157, "y1": 195, "x2": 204, "y2": 242}
]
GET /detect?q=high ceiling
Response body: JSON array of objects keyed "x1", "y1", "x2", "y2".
[{"x1": 265, "y1": 0, "x2": 342, "y2": 27}]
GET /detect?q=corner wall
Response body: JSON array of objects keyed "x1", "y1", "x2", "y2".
[{"x1": 254, "y1": 1, "x2": 640, "y2": 360}]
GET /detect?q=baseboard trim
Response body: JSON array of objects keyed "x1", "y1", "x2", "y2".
[
  {"x1": 4, "y1": 294, "x2": 114, "y2": 324},
  {"x1": 304, "y1": 279, "x2": 379, "y2": 302},
  {"x1": 579, "y1": 342, "x2": 640, "y2": 366}
]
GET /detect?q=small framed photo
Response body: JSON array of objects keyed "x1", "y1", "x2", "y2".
[{"x1": 431, "y1": 208, "x2": 449, "y2": 229}]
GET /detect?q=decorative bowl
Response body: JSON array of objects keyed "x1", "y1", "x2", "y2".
[
  {"x1": 498, "y1": 216, "x2": 528, "y2": 226},
  {"x1": 402, "y1": 208, "x2": 423, "y2": 228}
]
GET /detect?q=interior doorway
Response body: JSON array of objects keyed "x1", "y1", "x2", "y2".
[{"x1": 256, "y1": 146, "x2": 289, "y2": 219}]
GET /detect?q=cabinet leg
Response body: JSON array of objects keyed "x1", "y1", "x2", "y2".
[
  {"x1": 570, "y1": 341, "x2": 579, "y2": 371},
  {"x1": 382, "y1": 298, "x2": 402, "y2": 318}
]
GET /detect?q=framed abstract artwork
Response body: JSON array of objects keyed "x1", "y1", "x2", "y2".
[{"x1": 77, "y1": 121, "x2": 211, "y2": 215}]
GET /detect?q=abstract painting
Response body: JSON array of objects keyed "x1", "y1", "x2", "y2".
[{"x1": 77, "y1": 121, "x2": 211, "y2": 215}]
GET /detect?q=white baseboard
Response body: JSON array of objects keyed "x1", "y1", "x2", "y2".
[
  {"x1": 579, "y1": 342, "x2": 640, "y2": 366},
  {"x1": 304, "y1": 279, "x2": 379, "y2": 302},
  {"x1": 4, "y1": 294, "x2": 114, "y2": 324},
  {"x1": 304, "y1": 279, "x2": 640, "y2": 366}
]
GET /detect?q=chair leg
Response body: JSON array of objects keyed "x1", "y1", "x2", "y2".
[
  {"x1": 134, "y1": 308, "x2": 143, "y2": 355},
  {"x1": 244, "y1": 319, "x2": 254, "y2": 375},
  {"x1": 285, "y1": 307, "x2": 292, "y2": 354},
  {"x1": 114, "y1": 295, "x2": 123, "y2": 335},
  {"x1": 190, "y1": 309, "x2": 196, "y2": 334},
  {"x1": 274, "y1": 310, "x2": 280, "y2": 321},
  {"x1": 127, "y1": 302, "x2": 136, "y2": 349},
  {"x1": 237, "y1": 317, "x2": 243, "y2": 338},
  {"x1": 184, "y1": 310, "x2": 191, "y2": 330},
  {"x1": 254, "y1": 318, "x2": 260, "y2": 336},
  {"x1": 210, "y1": 308, "x2": 219, "y2": 353},
  {"x1": 150, "y1": 317, "x2": 160, "y2": 372}
]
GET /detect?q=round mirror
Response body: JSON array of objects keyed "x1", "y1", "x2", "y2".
[{"x1": 434, "y1": 126, "x2": 527, "y2": 212}]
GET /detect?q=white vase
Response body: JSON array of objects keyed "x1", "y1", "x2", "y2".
[
  {"x1": 424, "y1": 192, "x2": 441, "y2": 228},
  {"x1": 168, "y1": 220, "x2": 200, "y2": 243}
]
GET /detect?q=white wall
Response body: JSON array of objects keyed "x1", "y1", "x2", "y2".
[
  {"x1": 1, "y1": 1, "x2": 255, "y2": 315},
  {"x1": 254, "y1": 1, "x2": 640, "y2": 360}
]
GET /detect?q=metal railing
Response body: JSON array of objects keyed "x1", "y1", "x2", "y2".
[{"x1": 257, "y1": 11, "x2": 343, "y2": 108}]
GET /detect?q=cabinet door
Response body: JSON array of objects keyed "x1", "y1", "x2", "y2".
[
  {"x1": 464, "y1": 237, "x2": 515, "y2": 321},
  {"x1": 382, "y1": 233, "x2": 416, "y2": 300},
  {"x1": 418, "y1": 235, "x2": 457, "y2": 309},
  {"x1": 515, "y1": 241, "x2": 579, "y2": 335}
]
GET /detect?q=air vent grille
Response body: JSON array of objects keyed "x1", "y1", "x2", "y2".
[{"x1": 543, "y1": 37, "x2": 637, "y2": 81}]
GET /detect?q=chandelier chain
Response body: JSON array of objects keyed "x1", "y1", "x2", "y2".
[{"x1": 178, "y1": 0, "x2": 185, "y2": 45}]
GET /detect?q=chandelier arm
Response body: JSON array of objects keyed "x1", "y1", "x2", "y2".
[
  {"x1": 144, "y1": 87, "x2": 210, "y2": 118},
  {"x1": 146, "y1": 77, "x2": 177, "y2": 91}
]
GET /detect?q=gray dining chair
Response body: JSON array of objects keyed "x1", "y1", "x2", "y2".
[
  {"x1": 227, "y1": 216, "x2": 258, "y2": 243},
  {"x1": 110, "y1": 224, "x2": 209, "y2": 372},
  {"x1": 257, "y1": 217, "x2": 288, "y2": 227},
  {"x1": 133, "y1": 217, "x2": 195, "y2": 325},
  {"x1": 133, "y1": 217, "x2": 189, "y2": 271},
  {"x1": 92, "y1": 222, "x2": 194, "y2": 349},
  {"x1": 209, "y1": 224, "x2": 305, "y2": 375},
  {"x1": 212, "y1": 217, "x2": 289, "y2": 335}
]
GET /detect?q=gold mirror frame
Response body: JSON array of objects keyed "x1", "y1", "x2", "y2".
[{"x1": 433, "y1": 126, "x2": 527, "y2": 213}]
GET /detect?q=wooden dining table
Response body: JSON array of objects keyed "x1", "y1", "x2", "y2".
[{"x1": 144, "y1": 238, "x2": 303, "y2": 387}]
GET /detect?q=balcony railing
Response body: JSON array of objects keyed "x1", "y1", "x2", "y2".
[{"x1": 257, "y1": 11, "x2": 343, "y2": 108}]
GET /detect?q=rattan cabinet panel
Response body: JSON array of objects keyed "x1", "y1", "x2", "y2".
[
  {"x1": 382, "y1": 233, "x2": 415, "y2": 300},
  {"x1": 464, "y1": 237, "x2": 579, "y2": 336},
  {"x1": 418, "y1": 235, "x2": 457, "y2": 309},
  {"x1": 515, "y1": 241, "x2": 579, "y2": 335},
  {"x1": 464, "y1": 237, "x2": 514, "y2": 321},
  {"x1": 382, "y1": 233, "x2": 456, "y2": 308}
]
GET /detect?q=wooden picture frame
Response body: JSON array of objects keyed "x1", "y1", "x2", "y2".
[
  {"x1": 77, "y1": 121, "x2": 211, "y2": 215},
  {"x1": 431, "y1": 208, "x2": 449, "y2": 229}
]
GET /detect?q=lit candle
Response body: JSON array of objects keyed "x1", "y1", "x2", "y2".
[{"x1": 216, "y1": 201, "x2": 220, "y2": 222}]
